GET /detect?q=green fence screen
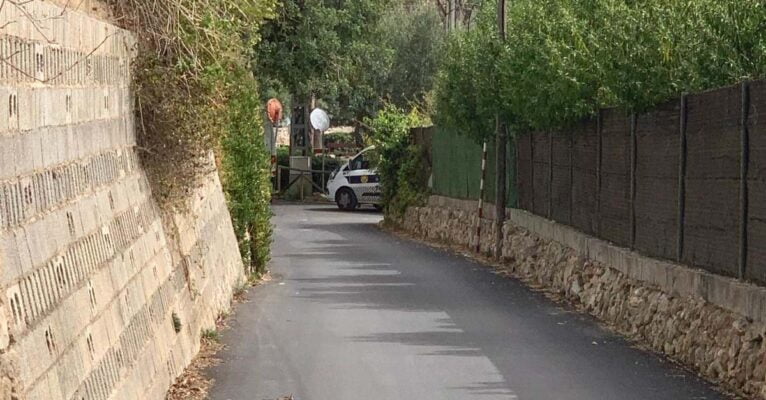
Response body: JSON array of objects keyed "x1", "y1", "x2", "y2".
[{"x1": 431, "y1": 126, "x2": 517, "y2": 207}]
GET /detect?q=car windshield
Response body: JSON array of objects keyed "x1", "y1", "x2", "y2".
[{"x1": 350, "y1": 148, "x2": 379, "y2": 171}]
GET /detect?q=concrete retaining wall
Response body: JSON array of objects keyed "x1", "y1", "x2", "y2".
[
  {"x1": 0, "y1": 3, "x2": 244, "y2": 399},
  {"x1": 396, "y1": 195, "x2": 766, "y2": 398}
]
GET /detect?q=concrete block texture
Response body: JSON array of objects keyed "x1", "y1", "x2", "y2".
[{"x1": 0, "y1": 2, "x2": 244, "y2": 400}]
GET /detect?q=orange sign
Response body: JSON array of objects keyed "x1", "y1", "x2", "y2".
[{"x1": 267, "y1": 98, "x2": 283, "y2": 125}]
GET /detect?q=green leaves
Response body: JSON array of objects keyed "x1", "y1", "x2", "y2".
[
  {"x1": 116, "y1": 0, "x2": 276, "y2": 274},
  {"x1": 436, "y1": 0, "x2": 766, "y2": 139},
  {"x1": 221, "y1": 70, "x2": 274, "y2": 275},
  {"x1": 255, "y1": 0, "x2": 444, "y2": 124},
  {"x1": 366, "y1": 105, "x2": 430, "y2": 216}
]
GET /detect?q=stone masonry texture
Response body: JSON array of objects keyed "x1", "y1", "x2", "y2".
[
  {"x1": 394, "y1": 195, "x2": 766, "y2": 399},
  {"x1": 0, "y1": 2, "x2": 244, "y2": 399}
]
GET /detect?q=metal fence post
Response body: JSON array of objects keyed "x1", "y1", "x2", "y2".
[{"x1": 739, "y1": 82, "x2": 751, "y2": 279}]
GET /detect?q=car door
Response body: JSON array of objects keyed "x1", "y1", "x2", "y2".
[{"x1": 346, "y1": 153, "x2": 381, "y2": 204}]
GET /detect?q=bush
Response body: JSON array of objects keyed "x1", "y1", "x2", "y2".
[
  {"x1": 111, "y1": 0, "x2": 277, "y2": 276},
  {"x1": 366, "y1": 105, "x2": 430, "y2": 217},
  {"x1": 220, "y1": 72, "x2": 274, "y2": 276},
  {"x1": 436, "y1": 0, "x2": 766, "y2": 139}
]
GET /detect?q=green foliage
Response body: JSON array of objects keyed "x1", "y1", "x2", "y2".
[
  {"x1": 114, "y1": 0, "x2": 277, "y2": 202},
  {"x1": 276, "y1": 146, "x2": 290, "y2": 167},
  {"x1": 255, "y1": 0, "x2": 389, "y2": 122},
  {"x1": 112, "y1": 0, "x2": 277, "y2": 275},
  {"x1": 434, "y1": 9, "x2": 503, "y2": 142},
  {"x1": 255, "y1": 0, "x2": 444, "y2": 125},
  {"x1": 375, "y1": 2, "x2": 446, "y2": 108},
  {"x1": 221, "y1": 72, "x2": 274, "y2": 276},
  {"x1": 201, "y1": 328, "x2": 220, "y2": 342},
  {"x1": 324, "y1": 131, "x2": 356, "y2": 146},
  {"x1": 436, "y1": 0, "x2": 766, "y2": 139},
  {"x1": 366, "y1": 105, "x2": 430, "y2": 217},
  {"x1": 172, "y1": 312, "x2": 182, "y2": 333}
]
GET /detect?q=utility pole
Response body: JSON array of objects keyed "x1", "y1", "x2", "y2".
[{"x1": 494, "y1": 0, "x2": 507, "y2": 260}]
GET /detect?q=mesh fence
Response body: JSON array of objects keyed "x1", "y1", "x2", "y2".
[{"x1": 431, "y1": 127, "x2": 516, "y2": 207}]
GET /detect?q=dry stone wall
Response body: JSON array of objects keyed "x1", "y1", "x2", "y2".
[
  {"x1": 0, "y1": 2, "x2": 244, "y2": 399},
  {"x1": 394, "y1": 195, "x2": 766, "y2": 399}
]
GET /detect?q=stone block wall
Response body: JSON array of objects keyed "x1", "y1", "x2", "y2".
[
  {"x1": 394, "y1": 196, "x2": 766, "y2": 399},
  {"x1": 0, "y1": 2, "x2": 244, "y2": 399}
]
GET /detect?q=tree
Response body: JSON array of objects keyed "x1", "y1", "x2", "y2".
[
  {"x1": 254, "y1": 0, "x2": 445, "y2": 128},
  {"x1": 254, "y1": 0, "x2": 391, "y2": 123},
  {"x1": 376, "y1": 1, "x2": 445, "y2": 109}
]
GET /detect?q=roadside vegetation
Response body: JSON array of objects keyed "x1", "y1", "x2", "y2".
[
  {"x1": 366, "y1": 105, "x2": 431, "y2": 217},
  {"x1": 255, "y1": 0, "x2": 445, "y2": 214},
  {"x1": 255, "y1": 0, "x2": 444, "y2": 129},
  {"x1": 436, "y1": 0, "x2": 766, "y2": 141},
  {"x1": 110, "y1": 0, "x2": 276, "y2": 276}
]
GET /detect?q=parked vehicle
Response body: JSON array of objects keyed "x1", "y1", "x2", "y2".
[{"x1": 326, "y1": 146, "x2": 382, "y2": 210}]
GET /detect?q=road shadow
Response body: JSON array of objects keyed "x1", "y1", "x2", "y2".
[{"x1": 281, "y1": 210, "x2": 730, "y2": 400}]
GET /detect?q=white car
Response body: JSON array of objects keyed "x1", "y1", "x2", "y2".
[{"x1": 326, "y1": 146, "x2": 383, "y2": 210}]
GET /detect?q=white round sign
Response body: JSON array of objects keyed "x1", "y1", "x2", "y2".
[{"x1": 310, "y1": 108, "x2": 330, "y2": 132}]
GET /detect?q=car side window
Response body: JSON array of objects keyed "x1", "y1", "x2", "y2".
[{"x1": 351, "y1": 155, "x2": 366, "y2": 170}]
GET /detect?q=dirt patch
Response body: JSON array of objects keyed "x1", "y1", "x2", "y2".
[
  {"x1": 165, "y1": 273, "x2": 274, "y2": 400},
  {"x1": 165, "y1": 335, "x2": 224, "y2": 400}
]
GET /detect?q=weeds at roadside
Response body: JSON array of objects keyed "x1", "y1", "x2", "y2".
[
  {"x1": 201, "y1": 329, "x2": 220, "y2": 342},
  {"x1": 166, "y1": 271, "x2": 272, "y2": 399},
  {"x1": 233, "y1": 271, "x2": 273, "y2": 302},
  {"x1": 165, "y1": 330, "x2": 223, "y2": 400},
  {"x1": 233, "y1": 281, "x2": 249, "y2": 301}
]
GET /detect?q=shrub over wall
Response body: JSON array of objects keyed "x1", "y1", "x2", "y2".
[{"x1": 110, "y1": 0, "x2": 277, "y2": 274}]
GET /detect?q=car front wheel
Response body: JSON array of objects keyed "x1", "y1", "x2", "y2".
[{"x1": 335, "y1": 188, "x2": 358, "y2": 210}]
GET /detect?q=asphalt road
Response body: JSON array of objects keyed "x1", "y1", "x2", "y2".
[{"x1": 207, "y1": 203, "x2": 728, "y2": 400}]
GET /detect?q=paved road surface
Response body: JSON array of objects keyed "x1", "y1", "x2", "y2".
[{"x1": 207, "y1": 203, "x2": 728, "y2": 400}]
